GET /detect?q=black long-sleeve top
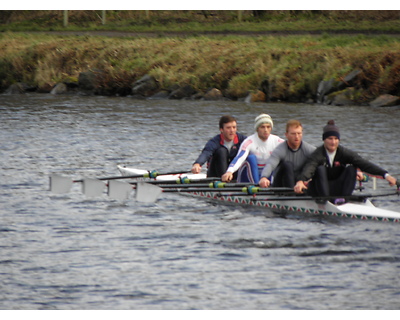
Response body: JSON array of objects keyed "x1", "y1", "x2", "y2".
[{"x1": 297, "y1": 145, "x2": 388, "y2": 182}]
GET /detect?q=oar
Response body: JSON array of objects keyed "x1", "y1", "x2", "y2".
[
  {"x1": 108, "y1": 180, "x2": 133, "y2": 200},
  {"x1": 360, "y1": 172, "x2": 400, "y2": 190},
  {"x1": 50, "y1": 174, "x2": 108, "y2": 197},
  {"x1": 110, "y1": 180, "x2": 268, "y2": 201},
  {"x1": 128, "y1": 177, "x2": 219, "y2": 185},
  {"x1": 76, "y1": 170, "x2": 192, "y2": 182},
  {"x1": 136, "y1": 180, "x2": 400, "y2": 203},
  {"x1": 49, "y1": 170, "x2": 191, "y2": 195},
  {"x1": 249, "y1": 191, "x2": 400, "y2": 203},
  {"x1": 134, "y1": 183, "x2": 294, "y2": 203},
  {"x1": 249, "y1": 195, "x2": 367, "y2": 202},
  {"x1": 156, "y1": 181, "x2": 294, "y2": 190},
  {"x1": 155, "y1": 185, "x2": 293, "y2": 194},
  {"x1": 135, "y1": 182, "x2": 163, "y2": 203}
]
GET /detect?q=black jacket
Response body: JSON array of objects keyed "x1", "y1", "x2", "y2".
[{"x1": 298, "y1": 145, "x2": 388, "y2": 182}]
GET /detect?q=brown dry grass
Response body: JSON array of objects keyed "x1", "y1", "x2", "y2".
[{"x1": 1, "y1": 32, "x2": 400, "y2": 101}]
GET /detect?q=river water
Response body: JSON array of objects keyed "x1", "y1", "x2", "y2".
[{"x1": 1, "y1": 94, "x2": 400, "y2": 310}]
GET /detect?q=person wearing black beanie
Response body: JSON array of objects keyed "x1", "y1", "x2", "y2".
[
  {"x1": 294, "y1": 120, "x2": 397, "y2": 203},
  {"x1": 322, "y1": 119, "x2": 340, "y2": 140}
]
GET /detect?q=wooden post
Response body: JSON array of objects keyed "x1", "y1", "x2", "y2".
[
  {"x1": 63, "y1": 10, "x2": 68, "y2": 27},
  {"x1": 146, "y1": 10, "x2": 150, "y2": 19},
  {"x1": 238, "y1": 10, "x2": 243, "y2": 23},
  {"x1": 102, "y1": 10, "x2": 106, "y2": 25}
]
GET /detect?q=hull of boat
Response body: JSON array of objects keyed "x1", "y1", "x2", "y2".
[
  {"x1": 117, "y1": 165, "x2": 400, "y2": 223},
  {"x1": 186, "y1": 190, "x2": 400, "y2": 223}
]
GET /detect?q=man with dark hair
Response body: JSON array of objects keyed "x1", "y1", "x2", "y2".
[
  {"x1": 294, "y1": 120, "x2": 397, "y2": 202},
  {"x1": 192, "y1": 115, "x2": 246, "y2": 178}
]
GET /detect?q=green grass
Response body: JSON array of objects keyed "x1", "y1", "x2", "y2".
[
  {"x1": 1, "y1": 10, "x2": 400, "y2": 33},
  {"x1": 1, "y1": 28, "x2": 400, "y2": 102}
]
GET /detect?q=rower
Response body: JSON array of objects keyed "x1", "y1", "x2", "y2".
[
  {"x1": 191, "y1": 115, "x2": 246, "y2": 178},
  {"x1": 294, "y1": 120, "x2": 397, "y2": 203},
  {"x1": 221, "y1": 114, "x2": 284, "y2": 183},
  {"x1": 258, "y1": 119, "x2": 316, "y2": 189}
]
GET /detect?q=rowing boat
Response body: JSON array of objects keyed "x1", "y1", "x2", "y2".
[{"x1": 117, "y1": 165, "x2": 400, "y2": 223}]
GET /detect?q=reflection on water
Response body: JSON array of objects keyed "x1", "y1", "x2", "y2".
[{"x1": 1, "y1": 94, "x2": 400, "y2": 309}]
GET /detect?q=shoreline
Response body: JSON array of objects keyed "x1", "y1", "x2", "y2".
[{"x1": 1, "y1": 32, "x2": 400, "y2": 107}]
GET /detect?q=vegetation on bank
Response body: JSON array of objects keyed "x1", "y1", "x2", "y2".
[
  {"x1": 1, "y1": 10, "x2": 400, "y2": 103},
  {"x1": 1, "y1": 32, "x2": 400, "y2": 102},
  {"x1": 1, "y1": 10, "x2": 400, "y2": 33}
]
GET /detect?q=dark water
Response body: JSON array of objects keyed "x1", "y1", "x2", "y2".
[{"x1": 1, "y1": 94, "x2": 400, "y2": 310}]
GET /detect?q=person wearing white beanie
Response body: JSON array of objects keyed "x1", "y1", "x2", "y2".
[
  {"x1": 221, "y1": 113, "x2": 284, "y2": 183},
  {"x1": 254, "y1": 114, "x2": 273, "y2": 131}
]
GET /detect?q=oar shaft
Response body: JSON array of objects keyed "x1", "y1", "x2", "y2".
[
  {"x1": 154, "y1": 182, "x2": 293, "y2": 192},
  {"x1": 129, "y1": 178, "x2": 218, "y2": 185},
  {"x1": 74, "y1": 174, "x2": 144, "y2": 183},
  {"x1": 73, "y1": 170, "x2": 192, "y2": 183},
  {"x1": 157, "y1": 182, "x2": 249, "y2": 188},
  {"x1": 250, "y1": 192, "x2": 399, "y2": 202},
  {"x1": 162, "y1": 187, "x2": 249, "y2": 193},
  {"x1": 160, "y1": 187, "x2": 295, "y2": 195}
]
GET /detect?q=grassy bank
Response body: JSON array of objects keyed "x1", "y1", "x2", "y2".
[
  {"x1": 1, "y1": 10, "x2": 400, "y2": 33},
  {"x1": 1, "y1": 32, "x2": 400, "y2": 102}
]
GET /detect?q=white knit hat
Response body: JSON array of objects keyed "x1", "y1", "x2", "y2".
[{"x1": 254, "y1": 114, "x2": 273, "y2": 131}]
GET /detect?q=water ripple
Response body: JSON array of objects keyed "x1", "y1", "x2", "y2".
[{"x1": 1, "y1": 95, "x2": 400, "y2": 309}]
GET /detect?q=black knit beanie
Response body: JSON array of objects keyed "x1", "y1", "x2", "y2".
[{"x1": 322, "y1": 120, "x2": 340, "y2": 140}]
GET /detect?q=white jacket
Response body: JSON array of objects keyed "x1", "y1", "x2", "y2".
[{"x1": 227, "y1": 133, "x2": 284, "y2": 173}]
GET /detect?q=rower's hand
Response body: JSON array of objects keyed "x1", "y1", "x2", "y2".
[
  {"x1": 259, "y1": 177, "x2": 270, "y2": 188},
  {"x1": 386, "y1": 175, "x2": 397, "y2": 187},
  {"x1": 221, "y1": 172, "x2": 233, "y2": 182},
  {"x1": 191, "y1": 163, "x2": 201, "y2": 174},
  {"x1": 294, "y1": 181, "x2": 307, "y2": 194},
  {"x1": 356, "y1": 171, "x2": 364, "y2": 181}
]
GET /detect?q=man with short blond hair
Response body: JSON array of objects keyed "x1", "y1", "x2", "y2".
[{"x1": 259, "y1": 119, "x2": 315, "y2": 188}]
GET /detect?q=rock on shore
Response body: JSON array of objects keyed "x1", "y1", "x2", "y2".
[{"x1": 3, "y1": 69, "x2": 400, "y2": 107}]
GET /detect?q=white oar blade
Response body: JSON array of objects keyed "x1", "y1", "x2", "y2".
[
  {"x1": 50, "y1": 174, "x2": 73, "y2": 194},
  {"x1": 135, "y1": 182, "x2": 162, "y2": 203},
  {"x1": 82, "y1": 178, "x2": 105, "y2": 197},
  {"x1": 108, "y1": 180, "x2": 132, "y2": 200}
]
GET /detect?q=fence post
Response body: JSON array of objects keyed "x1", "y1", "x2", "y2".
[
  {"x1": 102, "y1": 10, "x2": 106, "y2": 25},
  {"x1": 63, "y1": 10, "x2": 68, "y2": 27},
  {"x1": 238, "y1": 10, "x2": 243, "y2": 22}
]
